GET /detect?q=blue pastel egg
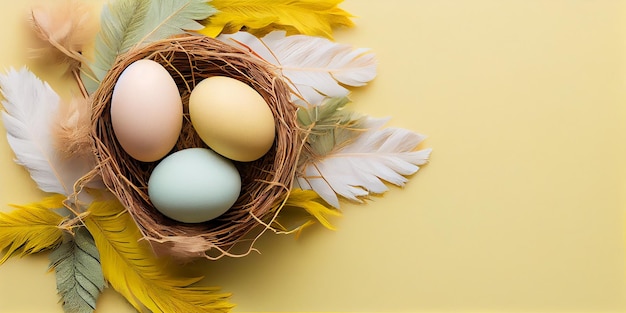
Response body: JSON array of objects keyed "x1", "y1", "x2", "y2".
[{"x1": 148, "y1": 148, "x2": 241, "y2": 223}]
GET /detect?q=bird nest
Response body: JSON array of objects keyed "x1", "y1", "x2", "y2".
[{"x1": 88, "y1": 35, "x2": 301, "y2": 259}]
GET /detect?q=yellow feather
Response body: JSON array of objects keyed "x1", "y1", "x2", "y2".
[
  {"x1": 293, "y1": 220, "x2": 317, "y2": 239},
  {"x1": 200, "y1": 0, "x2": 353, "y2": 38},
  {"x1": 83, "y1": 200, "x2": 233, "y2": 313},
  {"x1": 0, "y1": 194, "x2": 66, "y2": 264},
  {"x1": 284, "y1": 189, "x2": 341, "y2": 231}
]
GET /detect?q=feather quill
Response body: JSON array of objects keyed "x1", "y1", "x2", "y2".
[
  {"x1": 0, "y1": 195, "x2": 66, "y2": 265},
  {"x1": 0, "y1": 68, "x2": 95, "y2": 196},
  {"x1": 83, "y1": 0, "x2": 216, "y2": 94},
  {"x1": 200, "y1": 0, "x2": 353, "y2": 38},
  {"x1": 84, "y1": 200, "x2": 233, "y2": 313},
  {"x1": 29, "y1": 0, "x2": 98, "y2": 75},
  {"x1": 297, "y1": 100, "x2": 432, "y2": 207},
  {"x1": 220, "y1": 31, "x2": 377, "y2": 105},
  {"x1": 49, "y1": 227, "x2": 105, "y2": 313}
]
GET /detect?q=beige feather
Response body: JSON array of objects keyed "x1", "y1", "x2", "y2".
[
  {"x1": 29, "y1": 0, "x2": 98, "y2": 75},
  {"x1": 54, "y1": 96, "x2": 93, "y2": 160}
]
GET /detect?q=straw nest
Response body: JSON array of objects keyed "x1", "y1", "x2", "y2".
[{"x1": 89, "y1": 35, "x2": 301, "y2": 259}]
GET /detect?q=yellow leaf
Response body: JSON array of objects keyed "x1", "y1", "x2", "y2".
[
  {"x1": 284, "y1": 189, "x2": 341, "y2": 231},
  {"x1": 0, "y1": 194, "x2": 66, "y2": 264},
  {"x1": 199, "y1": 0, "x2": 353, "y2": 38},
  {"x1": 83, "y1": 200, "x2": 233, "y2": 313}
]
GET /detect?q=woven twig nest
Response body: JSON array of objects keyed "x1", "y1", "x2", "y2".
[{"x1": 90, "y1": 35, "x2": 301, "y2": 259}]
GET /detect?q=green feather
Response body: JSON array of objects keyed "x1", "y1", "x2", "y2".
[
  {"x1": 82, "y1": 0, "x2": 216, "y2": 94},
  {"x1": 298, "y1": 97, "x2": 367, "y2": 156},
  {"x1": 136, "y1": 0, "x2": 216, "y2": 46},
  {"x1": 49, "y1": 227, "x2": 105, "y2": 313},
  {"x1": 88, "y1": 0, "x2": 150, "y2": 90}
]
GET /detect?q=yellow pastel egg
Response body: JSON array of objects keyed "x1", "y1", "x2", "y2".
[
  {"x1": 189, "y1": 76, "x2": 275, "y2": 162},
  {"x1": 111, "y1": 59, "x2": 182, "y2": 162}
]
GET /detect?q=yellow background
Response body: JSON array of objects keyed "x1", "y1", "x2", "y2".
[{"x1": 1, "y1": 0, "x2": 625, "y2": 312}]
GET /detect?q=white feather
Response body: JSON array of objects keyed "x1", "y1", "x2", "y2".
[
  {"x1": 298, "y1": 117, "x2": 432, "y2": 207},
  {"x1": 219, "y1": 31, "x2": 377, "y2": 105},
  {"x1": 0, "y1": 68, "x2": 94, "y2": 196}
]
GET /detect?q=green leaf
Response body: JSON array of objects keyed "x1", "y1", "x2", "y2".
[
  {"x1": 297, "y1": 97, "x2": 366, "y2": 156},
  {"x1": 82, "y1": 0, "x2": 216, "y2": 94},
  {"x1": 49, "y1": 227, "x2": 105, "y2": 313}
]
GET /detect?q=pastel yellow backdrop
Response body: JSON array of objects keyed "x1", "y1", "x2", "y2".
[{"x1": 1, "y1": 0, "x2": 625, "y2": 312}]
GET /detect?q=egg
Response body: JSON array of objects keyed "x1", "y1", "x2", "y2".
[
  {"x1": 189, "y1": 76, "x2": 275, "y2": 162},
  {"x1": 148, "y1": 148, "x2": 241, "y2": 223},
  {"x1": 111, "y1": 59, "x2": 182, "y2": 162}
]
